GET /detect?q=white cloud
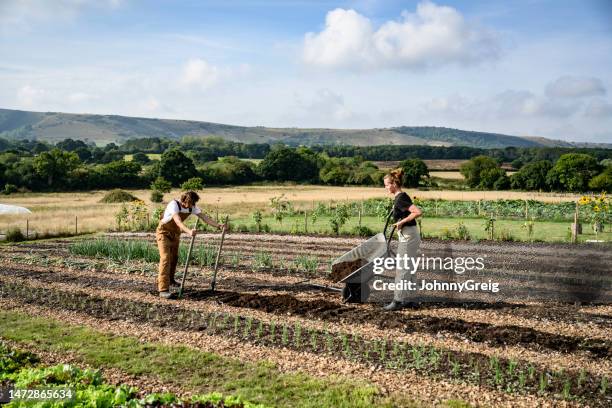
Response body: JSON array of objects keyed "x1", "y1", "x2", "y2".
[
  {"x1": 545, "y1": 76, "x2": 606, "y2": 99},
  {"x1": 16, "y1": 85, "x2": 45, "y2": 107},
  {"x1": 180, "y1": 59, "x2": 221, "y2": 90},
  {"x1": 492, "y1": 90, "x2": 579, "y2": 118},
  {"x1": 585, "y1": 98, "x2": 612, "y2": 118},
  {"x1": 302, "y1": 1, "x2": 500, "y2": 70}
]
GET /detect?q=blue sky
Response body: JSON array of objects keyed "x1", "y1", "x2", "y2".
[{"x1": 1, "y1": 0, "x2": 611, "y2": 142}]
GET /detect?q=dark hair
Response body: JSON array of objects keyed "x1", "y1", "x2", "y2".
[
  {"x1": 180, "y1": 191, "x2": 200, "y2": 207},
  {"x1": 384, "y1": 168, "x2": 404, "y2": 187}
]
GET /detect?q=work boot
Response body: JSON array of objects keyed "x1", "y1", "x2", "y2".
[
  {"x1": 159, "y1": 291, "x2": 175, "y2": 299},
  {"x1": 170, "y1": 279, "x2": 180, "y2": 287},
  {"x1": 383, "y1": 301, "x2": 405, "y2": 311}
]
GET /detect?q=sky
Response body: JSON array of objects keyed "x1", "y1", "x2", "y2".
[{"x1": 0, "y1": 0, "x2": 611, "y2": 143}]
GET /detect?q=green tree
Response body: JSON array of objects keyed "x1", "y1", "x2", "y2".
[
  {"x1": 546, "y1": 153, "x2": 601, "y2": 192},
  {"x1": 159, "y1": 149, "x2": 197, "y2": 186},
  {"x1": 258, "y1": 147, "x2": 318, "y2": 182},
  {"x1": 399, "y1": 158, "x2": 429, "y2": 187},
  {"x1": 34, "y1": 148, "x2": 81, "y2": 188},
  {"x1": 97, "y1": 160, "x2": 142, "y2": 188},
  {"x1": 588, "y1": 166, "x2": 612, "y2": 192},
  {"x1": 131, "y1": 152, "x2": 151, "y2": 164},
  {"x1": 510, "y1": 160, "x2": 552, "y2": 190},
  {"x1": 460, "y1": 156, "x2": 499, "y2": 188},
  {"x1": 479, "y1": 167, "x2": 508, "y2": 189},
  {"x1": 319, "y1": 159, "x2": 351, "y2": 185}
]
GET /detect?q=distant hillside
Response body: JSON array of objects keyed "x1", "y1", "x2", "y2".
[{"x1": 0, "y1": 108, "x2": 608, "y2": 149}]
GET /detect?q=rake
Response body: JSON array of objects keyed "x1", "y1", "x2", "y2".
[{"x1": 178, "y1": 218, "x2": 199, "y2": 298}]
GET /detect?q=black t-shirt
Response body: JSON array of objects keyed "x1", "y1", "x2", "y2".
[{"x1": 393, "y1": 192, "x2": 417, "y2": 226}]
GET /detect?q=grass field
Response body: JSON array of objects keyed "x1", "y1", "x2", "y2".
[
  {"x1": 123, "y1": 153, "x2": 162, "y2": 161},
  {"x1": 0, "y1": 186, "x2": 587, "y2": 240},
  {"x1": 228, "y1": 214, "x2": 610, "y2": 243}
]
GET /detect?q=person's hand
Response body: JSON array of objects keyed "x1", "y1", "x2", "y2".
[
  {"x1": 189, "y1": 228, "x2": 197, "y2": 237},
  {"x1": 219, "y1": 222, "x2": 228, "y2": 231},
  {"x1": 393, "y1": 221, "x2": 404, "y2": 229}
]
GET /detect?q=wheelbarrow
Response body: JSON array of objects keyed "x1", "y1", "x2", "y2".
[{"x1": 332, "y1": 211, "x2": 396, "y2": 303}]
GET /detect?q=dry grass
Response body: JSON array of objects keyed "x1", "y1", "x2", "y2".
[
  {"x1": 375, "y1": 159, "x2": 515, "y2": 171},
  {"x1": 430, "y1": 171, "x2": 516, "y2": 180},
  {"x1": 0, "y1": 185, "x2": 583, "y2": 235}
]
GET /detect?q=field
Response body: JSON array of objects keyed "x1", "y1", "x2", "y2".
[
  {"x1": 0, "y1": 186, "x2": 584, "y2": 238},
  {"x1": 373, "y1": 160, "x2": 516, "y2": 171},
  {"x1": 1, "y1": 232, "x2": 610, "y2": 407}
]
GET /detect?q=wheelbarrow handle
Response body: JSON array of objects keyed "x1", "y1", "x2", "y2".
[{"x1": 382, "y1": 209, "x2": 396, "y2": 253}]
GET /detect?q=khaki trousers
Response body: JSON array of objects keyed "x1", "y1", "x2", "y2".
[
  {"x1": 156, "y1": 230, "x2": 180, "y2": 292},
  {"x1": 156, "y1": 213, "x2": 189, "y2": 292},
  {"x1": 394, "y1": 225, "x2": 421, "y2": 302}
]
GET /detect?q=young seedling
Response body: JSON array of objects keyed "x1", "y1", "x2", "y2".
[
  {"x1": 507, "y1": 359, "x2": 518, "y2": 376},
  {"x1": 518, "y1": 370, "x2": 527, "y2": 391},
  {"x1": 494, "y1": 364, "x2": 503, "y2": 386},
  {"x1": 411, "y1": 345, "x2": 423, "y2": 369},
  {"x1": 220, "y1": 314, "x2": 230, "y2": 330},
  {"x1": 294, "y1": 322, "x2": 302, "y2": 348},
  {"x1": 325, "y1": 332, "x2": 334, "y2": 353},
  {"x1": 562, "y1": 379, "x2": 572, "y2": 399},
  {"x1": 527, "y1": 365, "x2": 535, "y2": 381},
  {"x1": 601, "y1": 376, "x2": 608, "y2": 395},
  {"x1": 428, "y1": 347, "x2": 440, "y2": 369},
  {"x1": 379, "y1": 339, "x2": 387, "y2": 362},
  {"x1": 341, "y1": 335, "x2": 350, "y2": 358},
  {"x1": 282, "y1": 324, "x2": 289, "y2": 346},
  {"x1": 244, "y1": 317, "x2": 253, "y2": 337},
  {"x1": 256, "y1": 322, "x2": 263, "y2": 341},
  {"x1": 233, "y1": 315, "x2": 240, "y2": 334},
  {"x1": 363, "y1": 345, "x2": 371, "y2": 362},
  {"x1": 577, "y1": 369, "x2": 586, "y2": 388},
  {"x1": 539, "y1": 373, "x2": 548, "y2": 393},
  {"x1": 309, "y1": 329, "x2": 318, "y2": 351},
  {"x1": 450, "y1": 358, "x2": 460, "y2": 378},
  {"x1": 270, "y1": 321, "x2": 276, "y2": 341}
]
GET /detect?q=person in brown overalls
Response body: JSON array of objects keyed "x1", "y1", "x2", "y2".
[{"x1": 156, "y1": 191, "x2": 225, "y2": 299}]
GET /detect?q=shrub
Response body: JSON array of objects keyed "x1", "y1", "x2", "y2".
[
  {"x1": 5, "y1": 227, "x2": 26, "y2": 242},
  {"x1": 150, "y1": 176, "x2": 172, "y2": 193},
  {"x1": 454, "y1": 222, "x2": 471, "y2": 240},
  {"x1": 100, "y1": 189, "x2": 138, "y2": 203},
  {"x1": 150, "y1": 190, "x2": 164, "y2": 203},
  {"x1": 497, "y1": 229, "x2": 516, "y2": 241},
  {"x1": 352, "y1": 225, "x2": 375, "y2": 237},
  {"x1": 181, "y1": 177, "x2": 204, "y2": 191},
  {"x1": 3, "y1": 183, "x2": 17, "y2": 195}
]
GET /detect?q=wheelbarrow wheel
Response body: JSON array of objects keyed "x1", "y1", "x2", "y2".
[{"x1": 342, "y1": 283, "x2": 370, "y2": 303}]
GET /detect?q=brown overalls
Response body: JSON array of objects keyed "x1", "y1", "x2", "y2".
[{"x1": 156, "y1": 208, "x2": 191, "y2": 292}]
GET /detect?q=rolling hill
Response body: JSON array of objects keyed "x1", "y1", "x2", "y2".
[{"x1": 0, "y1": 108, "x2": 606, "y2": 149}]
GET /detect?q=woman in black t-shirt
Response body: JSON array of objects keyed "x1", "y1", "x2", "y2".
[{"x1": 383, "y1": 168, "x2": 423, "y2": 311}]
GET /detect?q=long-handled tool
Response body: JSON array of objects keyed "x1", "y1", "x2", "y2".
[
  {"x1": 178, "y1": 218, "x2": 199, "y2": 299},
  {"x1": 210, "y1": 216, "x2": 228, "y2": 292}
]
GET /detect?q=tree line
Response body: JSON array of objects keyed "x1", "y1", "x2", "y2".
[
  {"x1": 2, "y1": 136, "x2": 611, "y2": 164},
  {"x1": 0, "y1": 136, "x2": 610, "y2": 193}
]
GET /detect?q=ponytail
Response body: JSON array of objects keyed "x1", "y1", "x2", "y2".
[{"x1": 384, "y1": 168, "x2": 404, "y2": 187}]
